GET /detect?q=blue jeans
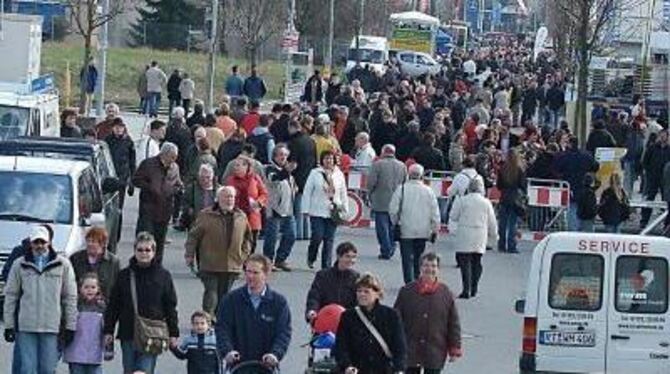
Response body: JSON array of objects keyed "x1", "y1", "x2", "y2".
[
  {"x1": 548, "y1": 109, "x2": 561, "y2": 129},
  {"x1": 294, "y1": 193, "x2": 310, "y2": 240},
  {"x1": 567, "y1": 201, "x2": 579, "y2": 232},
  {"x1": 623, "y1": 161, "x2": 638, "y2": 196},
  {"x1": 498, "y1": 204, "x2": 519, "y2": 252},
  {"x1": 16, "y1": 332, "x2": 59, "y2": 374},
  {"x1": 12, "y1": 343, "x2": 21, "y2": 374},
  {"x1": 400, "y1": 239, "x2": 427, "y2": 284},
  {"x1": 69, "y1": 363, "x2": 103, "y2": 374},
  {"x1": 146, "y1": 92, "x2": 161, "y2": 117},
  {"x1": 263, "y1": 215, "x2": 296, "y2": 263},
  {"x1": 121, "y1": 340, "x2": 157, "y2": 374},
  {"x1": 606, "y1": 224, "x2": 621, "y2": 233},
  {"x1": 308, "y1": 216, "x2": 337, "y2": 269},
  {"x1": 374, "y1": 211, "x2": 394, "y2": 258},
  {"x1": 578, "y1": 219, "x2": 595, "y2": 233}
]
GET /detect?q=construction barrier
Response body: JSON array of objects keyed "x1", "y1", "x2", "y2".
[{"x1": 517, "y1": 178, "x2": 571, "y2": 241}]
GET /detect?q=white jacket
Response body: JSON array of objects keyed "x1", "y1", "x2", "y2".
[
  {"x1": 301, "y1": 167, "x2": 349, "y2": 218},
  {"x1": 447, "y1": 168, "x2": 483, "y2": 198},
  {"x1": 389, "y1": 180, "x2": 440, "y2": 239},
  {"x1": 179, "y1": 78, "x2": 195, "y2": 100},
  {"x1": 145, "y1": 67, "x2": 167, "y2": 93},
  {"x1": 135, "y1": 136, "x2": 160, "y2": 166},
  {"x1": 448, "y1": 192, "x2": 498, "y2": 254}
]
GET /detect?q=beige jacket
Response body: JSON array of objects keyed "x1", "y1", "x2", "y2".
[{"x1": 3, "y1": 250, "x2": 78, "y2": 333}]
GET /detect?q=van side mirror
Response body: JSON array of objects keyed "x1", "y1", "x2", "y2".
[
  {"x1": 515, "y1": 299, "x2": 526, "y2": 314},
  {"x1": 102, "y1": 177, "x2": 121, "y2": 194}
]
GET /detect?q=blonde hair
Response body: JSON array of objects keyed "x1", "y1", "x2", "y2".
[{"x1": 609, "y1": 173, "x2": 625, "y2": 201}]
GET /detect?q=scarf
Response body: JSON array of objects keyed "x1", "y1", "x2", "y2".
[{"x1": 417, "y1": 278, "x2": 440, "y2": 295}]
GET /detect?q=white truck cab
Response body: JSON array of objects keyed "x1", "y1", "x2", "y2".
[
  {"x1": 345, "y1": 35, "x2": 389, "y2": 74},
  {"x1": 517, "y1": 232, "x2": 670, "y2": 374},
  {"x1": 0, "y1": 84, "x2": 60, "y2": 140}
]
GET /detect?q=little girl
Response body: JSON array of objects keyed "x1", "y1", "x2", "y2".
[{"x1": 63, "y1": 273, "x2": 107, "y2": 374}]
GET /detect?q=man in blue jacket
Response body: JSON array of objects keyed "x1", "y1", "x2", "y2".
[
  {"x1": 216, "y1": 254, "x2": 291, "y2": 370},
  {"x1": 243, "y1": 66, "x2": 268, "y2": 102},
  {"x1": 225, "y1": 65, "x2": 244, "y2": 99}
]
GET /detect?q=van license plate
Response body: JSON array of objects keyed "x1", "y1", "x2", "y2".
[{"x1": 539, "y1": 331, "x2": 596, "y2": 347}]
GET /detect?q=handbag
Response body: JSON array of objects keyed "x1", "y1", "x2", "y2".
[
  {"x1": 393, "y1": 183, "x2": 405, "y2": 242},
  {"x1": 130, "y1": 271, "x2": 170, "y2": 355},
  {"x1": 354, "y1": 307, "x2": 392, "y2": 359},
  {"x1": 321, "y1": 171, "x2": 347, "y2": 226}
]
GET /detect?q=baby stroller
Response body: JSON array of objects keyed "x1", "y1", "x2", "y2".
[
  {"x1": 227, "y1": 360, "x2": 279, "y2": 374},
  {"x1": 305, "y1": 304, "x2": 344, "y2": 373}
]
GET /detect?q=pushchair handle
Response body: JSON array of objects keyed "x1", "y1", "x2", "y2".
[{"x1": 226, "y1": 360, "x2": 280, "y2": 374}]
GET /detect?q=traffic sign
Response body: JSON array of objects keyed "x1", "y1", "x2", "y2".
[{"x1": 281, "y1": 29, "x2": 299, "y2": 53}]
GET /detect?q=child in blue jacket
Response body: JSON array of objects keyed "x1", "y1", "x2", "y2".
[{"x1": 171, "y1": 311, "x2": 221, "y2": 374}]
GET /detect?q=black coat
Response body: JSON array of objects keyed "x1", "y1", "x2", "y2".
[
  {"x1": 165, "y1": 121, "x2": 193, "y2": 172},
  {"x1": 167, "y1": 74, "x2": 182, "y2": 100},
  {"x1": 396, "y1": 132, "x2": 422, "y2": 162},
  {"x1": 105, "y1": 133, "x2": 136, "y2": 184},
  {"x1": 216, "y1": 139, "x2": 244, "y2": 177},
  {"x1": 598, "y1": 188, "x2": 630, "y2": 225},
  {"x1": 270, "y1": 114, "x2": 291, "y2": 143},
  {"x1": 642, "y1": 143, "x2": 670, "y2": 183},
  {"x1": 305, "y1": 265, "x2": 359, "y2": 316},
  {"x1": 335, "y1": 303, "x2": 407, "y2": 374},
  {"x1": 410, "y1": 145, "x2": 446, "y2": 171},
  {"x1": 370, "y1": 121, "x2": 401, "y2": 156},
  {"x1": 326, "y1": 83, "x2": 342, "y2": 106},
  {"x1": 104, "y1": 258, "x2": 179, "y2": 340},
  {"x1": 586, "y1": 129, "x2": 616, "y2": 155},
  {"x1": 288, "y1": 132, "x2": 317, "y2": 192}
]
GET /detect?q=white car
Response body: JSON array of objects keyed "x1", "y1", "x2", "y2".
[{"x1": 396, "y1": 51, "x2": 441, "y2": 77}]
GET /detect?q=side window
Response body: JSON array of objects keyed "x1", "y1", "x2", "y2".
[
  {"x1": 78, "y1": 173, "x2": 93, "y2": 217},
  {"x1": 400, "y1": 53, "x2": 414, "y2": 63},
  {"x1": 86, "y1": 169, "x2": 103, "y2": 212},
  {"x1": 96, "y1": 152, "x2": 111, "y2": 181},
  {"x1": 416, "y1": 55, "x2": 429, "y2": 65},
  {"x1": 549, "y1": 254, "x2": 604, "y2": 311},
  {"x1": 615, "y1": 256, "x2": 668, "y2": 314}
]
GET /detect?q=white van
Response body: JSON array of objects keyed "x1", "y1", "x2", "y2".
[
  {"x1": 516, "y1": 232, "x2": 670, "y2": 374},
  {"x1": 345, "y1": 35, "x2": 389, "y2": 74}
]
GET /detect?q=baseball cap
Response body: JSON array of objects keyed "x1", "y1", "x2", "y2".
[{"x1": 30, "y1": 226, "x2": 50, "y2": 243}]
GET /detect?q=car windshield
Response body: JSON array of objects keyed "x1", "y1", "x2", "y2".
[
  {"x1": 348, "y1": 48, "x2": 384, "y2": 64},
  {"x1": 0, "y1": 105, "x2": 29, "y2": 140},
  {"x1": 0, "y1": 171, "x2": 73, "y2": 224}
]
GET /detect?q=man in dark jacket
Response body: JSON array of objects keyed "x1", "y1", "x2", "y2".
[
  {"x1": 247, "y1": 115, "x2": 275, "y2": 165},
  {"x1": 305, "y1": 242, "x2": 360, "y2": 321},
  {"x1": 641, "y1": 130, "x2": 670, "y2": 228},
  {"x1": 303, "y1": 70, "x2": 323, "y2": 105},
  {"x1": 521, "y1": 81, "x2": 539, "y2": 124},
  {"x1": 410, "y1": 132, "x2": 446, "y2": 171},
  {"x1": 165, "y1": 109, "x2": 192, "y2": 223},
  {"x1": 187, "y1": 101, "x2": 206, "y2": 128},
  {"x1": 545, "y1": 83, "x2": 565, "y2": 129},
  {"x1": 105, "y1": 118, "x2": 136, "y2": 240},
  {"x1": 553, "y1": 136, "x2": 600, "y2": 231},
  {"x1": 132, "y1": 143, "x2": 182, "y2": 262},
  {"x1": 325, "y1": 73, "x2": 342, "y2": 106},
  {"x1": 217, "y1": 254, "x2": 291, "y2": 369},
  {"x1": 167, "y1": 69, "x2": 182, "y2": 117},
  {"x1": 243, "y1": 66, "x2": 267, "y2": 102},
  {"x1": 288, "y1": 119, "x2": 317, "y2": 240},
  {"x1": 270, "y1": 104, "x2": 293, "y2": 143},
  {"x1": 586, "y1": 119, "x2": 616, "y2": 155}
]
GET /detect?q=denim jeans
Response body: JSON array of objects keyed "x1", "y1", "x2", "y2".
[
  {"x1": 121, "y1": 340, "x2": 157, "y2": 374},
  {"x1": 16, "y1": 332, "x2": 59, "y2": 374},
  {"x1": 263, "y1": 215, "x2": 296, "y2": 263},
  {"x1": 294, "y1": 193, "x2": 310, "y2": 240},
  {"x1": 69, "y1": 363, "x2": 103, "y2": 374},
  {"x1": 578, "y1": 219, "x2": 595, "y2": 233},
  {"x1": 373, "y1": 211, "x2": 394, "y2": 258},
  {"x1": 567, "y1": 201, "x2": 579, "y2": 232},
  {"x1": 399, "y1": 239, "x2": 427, "y2": 284},
  {"x1": 498, "y1": 204, "x2": 519, "y2": 252},
  {"x1": 623, "y1": 161, "x2": 638, "y2": 196},
  {"x1": 308, "y1": 216, "x2": 338, "y2": 269},
  {"x1": 11, "y1": 343, "x2": 21, "y2": 374},
  {"x1": 146, "y1": 92, "x2": 161, "y2": 117},
  {"x1": 548, "y1": 109, "x2": 561, "y2": 129}
]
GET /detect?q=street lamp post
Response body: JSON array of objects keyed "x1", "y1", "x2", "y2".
[
  {"x1": 95, "y1": 0, "x2": 110, "y2": 117},
  {"x1": 205, "y1": 0, "x2": 218, "y2": 112}
]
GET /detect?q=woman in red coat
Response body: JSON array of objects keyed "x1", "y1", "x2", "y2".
[{"x1": 225, "y1": 157, "x2": 268, "y2": 252}]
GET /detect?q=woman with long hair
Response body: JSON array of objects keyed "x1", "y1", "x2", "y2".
[
  {"x1": 598, "y1": 173, "x2": 630, "y2": 233},
  {"x1": 496, "y1": 148, "x2": 526, "y2": 253}
]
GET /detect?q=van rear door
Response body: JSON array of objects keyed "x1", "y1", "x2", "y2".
[
  {"x1": 535, "y1": 236, "x2": 608, "y2": 373},
  {"x1": 606, "y1": 246, "x2": 670, "y2": 373}
]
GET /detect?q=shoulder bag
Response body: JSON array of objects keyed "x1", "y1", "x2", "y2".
[
  {"x1": 393, "y1": 183, "x2": 404, "y2": 242},
  {"x1": 321, "y1": 171, "x2": 347, "y2": 225},
  {"x1": 130, "y1": 271, "x2": 170, "y2": 355},
  {"x1": 354, "y1": 307, "x2": 392, "y2": 359}
]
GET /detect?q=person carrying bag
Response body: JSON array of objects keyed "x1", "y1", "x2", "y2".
[{"x1": 131, "y1": 271, "x2": 170, "y2": 355}]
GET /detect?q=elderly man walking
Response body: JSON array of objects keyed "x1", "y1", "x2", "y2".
[
  {"x1": 367, "y1": 144, "x2": 407, "y2": 260},
  {"x1": 389, "y1": 163, "x2": 440, "y2": 284},
  {"x1": 132, "y1": 142, "x2": 182, "y2": 263},
  {"x1": 185, "y1": 186, "x2": 253, "y2": 317},
  {"x1": 3, "y1": 225, "x2": 78, "y2": 374}
]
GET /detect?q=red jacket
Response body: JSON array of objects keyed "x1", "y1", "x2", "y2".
[
  {"x1": 239, "y1": 111, "x2": 261, "y2": 135},
  {"x1": 225, "y1": 172, "x2": 268, "y2": 230}
]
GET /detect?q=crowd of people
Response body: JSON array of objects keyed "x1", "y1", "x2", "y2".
[{"x1": 4, "y1": 33, "x2": 670, "y2": 374}]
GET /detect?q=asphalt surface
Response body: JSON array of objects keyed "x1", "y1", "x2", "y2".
[{"x1": 0, "y1": 112, "x2": 537, "y2": 373}]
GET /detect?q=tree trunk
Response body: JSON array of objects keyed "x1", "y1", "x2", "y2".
[
  {"x1": 78, "y1": 34, "x2": 93, "y2": 115},
  {"x1": 575, "y1": 0, "x2": 590, "y2": 145}
]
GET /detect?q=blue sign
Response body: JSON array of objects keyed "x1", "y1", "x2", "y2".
[
  {"x1": 492, "y1": 0, "x2": 502, "y2": 26},
  {"x1": 31, "y1": 74, "x2": 55, "y2": 93},
  {"x1": 466, "y1": 0, "x2": 479, "y2": 32}
]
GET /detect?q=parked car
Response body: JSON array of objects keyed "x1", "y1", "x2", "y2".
[
  {"x1": 0, "y1": 137, "x2": 122, "y2": 249},
  {"x1": 396, "y1": 50, "x2": 441, "y2": 77}
]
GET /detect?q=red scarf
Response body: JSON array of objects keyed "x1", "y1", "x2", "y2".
[{"x1": 417, "y1": 278, "x2": 440, "y2": 295}]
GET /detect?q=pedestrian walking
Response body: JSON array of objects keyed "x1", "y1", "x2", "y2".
[
  {"x1": 263, "y1": 144, "x2": 298, "y2": 270},
  {"x1": 80, "y1": 57, "x2": 98, "y2": 115},
  {"x1": 247, "y1": 114, "x2": 276, "y2": 165},
  {"x1": 367, "y1": 144, "x2": 407, "y2": 260},
  {"x1": 334, "y1": 273, "x2": 407, "y2": 374},
  {"x1": 105, "y1": 118, "x2": 136, "y2": 240},
  {"x1": 389, "y1": 163, "x2": 440, "y2": 284},
  {"x1": 225, "y1": 65, "x2": 244, "y2": 100},
  {"x1": 61, "y1": 108, "x2": 83, "y2": 138},
  {"x1": 104, "y1": 232, "x2": 179, "y2": 374},
  {"x1": 167, "y1": 69, "x2": 182, "y2": 117},
  {"x1": 448, "y1": 178, "x2": 498, "y2": 298},
  {"x1": 575, "y1": 173, "x2": 599, "y2": 233},
  {"x1": 305, "y1": 242, "x2": 360, "y2": 323},
  {"x1": 132, "y1": 142, "x2": 182, "y2": 263},
  {"x1": 184, "y1": 186, "x2": 253, "y2": 316},
  {"x1": 145, "y1": 61, "x2": 168, "y2": 117},
  {"x1": 288, "y1": 118, "x2": 317, "y2": 240},
  {"x1": 137, "y1": 65, "x2": 149, "y2": 114},
  {"x1": 184, "y1": 127, "x2": 218, "y2": 187},
  {"x1": 216, "y1": 254, "x2": 291, "y2": 370},
  {"x1": 181, "y1": 164, "x2": 219, "y2": 230},
  {"x1": 95, "y1": 103, "x2": 121, "y2": 140},
  {"x1": 641, "y1": 130, "x2": 670, "y2": 228},
  {"x1": 69, "y1": 227, "x2": 120, "y2": 301},
  {"x1": 179, "y1": 73, "x2": 195, "y2": 115},
  {"x1": 171, "y1": 311, "x2": 221, "y2": 374},
  {"x1": 302, "y1": 150, "x2": 349, "y2": 269},
  {"x1": 394, "y1": 252, "x2": 462, "y2": 373},
  {"x1": 63, "y1": 273, "x2": 107, "y2": 374},
  {"x1": 3, "y1": 225, "x2": 78, "y2": 374},
  {"x1": 496, "y1": 149, "x2": 526, "y2": 254},
  {"x1": 136, "y1": 120, "x2": 166, "y2": 165},
  {"x1": 242, "y1": 66, "x2": 267, "y2": 102},
  {"x1": 225, "y1": 158, "x2": 268, "y2": 253},
  {"x1": 598, "y1": 173, "x2": 631, "y2": 233}
]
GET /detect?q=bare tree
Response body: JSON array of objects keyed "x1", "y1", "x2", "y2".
[
  {"x1": 548, "y1": 0, "x2": 644, "y2": 142},
  {"x1": 225, "y1": 0, "x2": 286, "y2": 67},
  {"x1": 65, "y1": 0, "x2": 127, "y2": 113}
]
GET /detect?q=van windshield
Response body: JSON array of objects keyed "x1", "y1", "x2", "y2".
[
  {"x1": 348, "y1": 48, "x2": 385, "y2": 64},
  {"x1": 0, "y1": 105, "x2": 29, "y2": 140},
  {"x1": 0, "y1": 171, "x2": 73, "y2": 224}
]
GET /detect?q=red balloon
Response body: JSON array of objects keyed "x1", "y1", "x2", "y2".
[{"x1": 313, "y1": 304, "x2": 346, "y2": 334}]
